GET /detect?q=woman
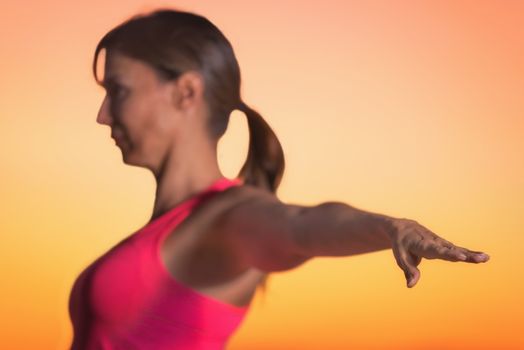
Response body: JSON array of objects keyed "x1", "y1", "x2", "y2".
[{"x1": 68, "y1": 8, "x2": 490, "y2": 349}]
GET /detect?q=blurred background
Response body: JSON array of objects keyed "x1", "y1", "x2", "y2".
[{"x1": 0, "y1": 0, "x2": 522, "y2": 349}]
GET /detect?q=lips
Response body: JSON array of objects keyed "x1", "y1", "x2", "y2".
[
  {"x1": 111, "y1": 130, "x2": 125, "y2": 144},
  {"x1": 113, "y1": 137, "x2": 123, "y2": 145}
]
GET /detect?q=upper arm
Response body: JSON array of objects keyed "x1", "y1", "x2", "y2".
[{"x1": 217, "y1": 186, "x2": 312, "y2": 272}]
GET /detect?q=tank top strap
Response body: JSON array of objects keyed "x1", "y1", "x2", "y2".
[
  {"x1": 149, "y1": 176, "x2": 250, "y2": 315},
  {"x1": 139, "y1": 177, "x2": 243, "y2": 236}
]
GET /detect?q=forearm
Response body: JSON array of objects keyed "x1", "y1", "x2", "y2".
[{"x1": 293, "y1": 201, "x2": 398, "y2": 257}]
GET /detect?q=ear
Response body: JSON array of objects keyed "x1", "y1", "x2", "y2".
[{"x1": 171, "y1": 70, "x2": 205, "y2": 113}]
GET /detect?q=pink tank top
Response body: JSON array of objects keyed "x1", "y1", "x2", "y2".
[{"x1": 68, "y1": 177, "x2": 249, "y2": 349}]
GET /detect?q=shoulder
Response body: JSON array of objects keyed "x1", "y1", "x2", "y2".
[
  {"x1": 213, "y1": 184, "x2": 310, "y2": 272},
  {"x1": 219, "y1": 183, "x2": 282, "y2": 206},
  {"x1": 181, "y1": 184, "x2": 278, "y2": 240},
  {"x1": 216, "y1": 184, "x2": 301, "y2": 228},
  {"x1": 216, "y1": 183, "x2": 309, "y2": 233}
]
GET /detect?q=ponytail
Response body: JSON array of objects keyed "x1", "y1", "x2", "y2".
[
  {"x1": 236, "y1": 101, "x2": 285, "y2": 192},
  {"x1": 235, "y1": 100, "x2": 285, "y2": 294}
]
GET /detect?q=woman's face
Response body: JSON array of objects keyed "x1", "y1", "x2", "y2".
[{"x1": 96, "y1": 50, "x2": 180, "y2": 167}]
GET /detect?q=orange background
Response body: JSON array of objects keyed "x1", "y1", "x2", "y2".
[{"x1": 1, "y1": 1, "x2": 522, "y2": 349}]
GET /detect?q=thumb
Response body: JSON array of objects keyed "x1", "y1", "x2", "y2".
[
  {"x1": 393, "y1": 246, "x2": 421, "y2": 288},
  {"x1": 405, "y1": 266, "x2": 420, "y2": 288},
  {"x1": 405, "y1": 251, "x2": 421, "y2": 288}
]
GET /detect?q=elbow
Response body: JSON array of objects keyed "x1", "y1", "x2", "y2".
[{"x1": 290, "y1": 201, "x2": 352, "y2": 258}]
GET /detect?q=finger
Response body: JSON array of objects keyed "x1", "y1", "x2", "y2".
[
  {"x1": 434, "y1": 244, "x2": 469, "y2": 262},
  {"x1": 412, "y1": 239, "x2": 466, "y2": 262},
  {"x1": 453, "y1": 246, "x2": 490, "y2": 263},
  {"x1": 392, "y1": 245, "x2": 421, "y2": 288},
  {"x1": 430, "y1": 237, "x2": 489, "y2": 263},
  {"x1": 432, "y1": 238, "x2": 488, "y2": 262}
]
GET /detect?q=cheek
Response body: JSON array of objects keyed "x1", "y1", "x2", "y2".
[
  {"x1": 121, "y1": 92, "x2": 174, "y2": 151},
  {"x1": 135, "y1": 108, "x2": 172, "y2": 153},
  {"x1": 147, "y1": 99, "x2": 177, "y2": 138}
]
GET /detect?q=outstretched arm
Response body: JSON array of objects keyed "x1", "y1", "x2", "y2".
[
  {"x1": 219, "y1": 186, "x2": 490, "y2": 288},
  {"x1": 293, "y1": 201, "x2": 396, "y2": 257},
  {"x1": 294, "y1": 202, "x2": 490, "y2": 287}
]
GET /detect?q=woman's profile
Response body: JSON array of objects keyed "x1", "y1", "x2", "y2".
[{"x1": 68, "y1": 7, "x2": 491, "y2": 349}]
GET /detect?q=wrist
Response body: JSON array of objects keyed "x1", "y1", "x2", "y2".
[{"x1": 384, "y1": 216, "x2": 404, "y2": 240}]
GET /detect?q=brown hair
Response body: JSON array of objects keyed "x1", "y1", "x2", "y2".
[{"x1": 92, "y1": 8, "x2": 285, "y2": 293}]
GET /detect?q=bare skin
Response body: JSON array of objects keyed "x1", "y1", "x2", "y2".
[
  {"x1": 96, "y1": 51, "x2": 490, "y2": 309},
  {"x1": 97, "y1": 51, "x2": 224, "y2": 218},
  {"x1": 156, "y1": 185, "x2": 268, "y2": 306},
  {"x1": 215, "y1": 196, "x2": 491, "y2": 289},
  {"x1": 96, "y1": 50, "x2": 265, "y2": 307},
  {"x1": 389, "y1": 217, "x2": 490, "y2": 288}
]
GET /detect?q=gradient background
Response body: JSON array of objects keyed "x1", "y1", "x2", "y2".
[{"x1": 1, "y1": 0, "x2": 522, "y2": 349}]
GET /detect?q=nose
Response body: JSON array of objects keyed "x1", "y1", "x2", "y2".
[{"x1": 96, "y1": 95, "x2": 112, "y2": 126}]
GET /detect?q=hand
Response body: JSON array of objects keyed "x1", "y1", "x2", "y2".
[{"x1": 389, "y1": 218, "x2": 490, "y2": 288}]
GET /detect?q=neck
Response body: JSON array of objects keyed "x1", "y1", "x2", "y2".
[{"x1": 150, "y1": 143, "x2": 224, "y2": 221}]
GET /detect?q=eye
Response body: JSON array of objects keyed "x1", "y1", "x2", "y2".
[
  {"x1": 103, "y1": 81, "x2": 128, "y2": 100},
  {"x1": 108, "y1": 85, "x2": 128, "y2": 99}
]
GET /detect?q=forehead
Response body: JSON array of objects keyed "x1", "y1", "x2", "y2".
[{"x1": 102, "y1": 51, "x2": 158, "y2": 85}]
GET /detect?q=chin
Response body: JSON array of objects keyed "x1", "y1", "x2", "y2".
[{"x1": 120, "y1": 150, "x2": 150, "y2": 170}]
